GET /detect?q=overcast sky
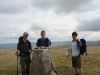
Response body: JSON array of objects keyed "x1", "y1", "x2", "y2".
[{"x1": 0, "y1": 0, "x2": 100, "y2": 44}]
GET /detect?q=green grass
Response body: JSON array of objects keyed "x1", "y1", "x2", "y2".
[{"x1": 0, "y1": 46, "x2": 100, "y2": 75}]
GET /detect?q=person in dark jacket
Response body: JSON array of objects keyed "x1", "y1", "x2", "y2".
[
  {"x1": 36, "y1": 31, "x2": 51, "y2": 48},
  {"x1": 16, "y1": 32, "x2": 32, "y2": 75}
]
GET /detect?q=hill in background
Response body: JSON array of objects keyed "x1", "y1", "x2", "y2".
[{"x1": 0, "y1": 41, "x2": 100, "y2": 48}]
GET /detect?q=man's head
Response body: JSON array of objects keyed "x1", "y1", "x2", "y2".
[
  {"x1": 72, "y1": 32, "x2": 78, "y2": 40},
  {"x1": 23, "y1": 32, "x2": 29, "y2": 41},
  {"x1": 41, "y1": 30, "x2": 46, "y2": 38}
]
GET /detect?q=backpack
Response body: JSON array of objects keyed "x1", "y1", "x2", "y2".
[
  {"x1": 77, "y1": 39, "x2": 87, "y2": 55},
  {"x1": 18, "y1": 36, "x2": 23, "y2": 43}
]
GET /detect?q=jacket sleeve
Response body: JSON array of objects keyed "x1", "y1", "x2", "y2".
[
  {"x1": 28, "y1": 41, "x2": 32, "y2": 50},
  {"x1": 36, "y1": 39, "x2": 40, "y2": 47},
  {"x1": 47, "y1": 38, "x2": 51, "y2": 46},
  {"x1": 17, "y1": 42, "x2": 21, "y2": 50}
]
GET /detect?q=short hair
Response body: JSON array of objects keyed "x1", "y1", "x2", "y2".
[
  {"x1": 23, "y1": 32, "x2": 28, "y2": 36},
  {"x1": 41, "y1": 30, "x2": 45, "y2": 33},
  {"x1": 72, "y1": 32, "x2": 78, "y2": 36}
]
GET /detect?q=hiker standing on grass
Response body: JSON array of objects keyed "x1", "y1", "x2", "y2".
[
  {"x1": 36, "y1": 30, "x2": 58, "y2": 74},
  {"x1": 71, "y1": 32, "x2": 83, "y2": 75},
  {"x1": 16, "y1": 32, "x2": 32, "y2": 75}
]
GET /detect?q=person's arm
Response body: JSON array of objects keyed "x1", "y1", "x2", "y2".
[
  {"x1": 28, "y1": 41, "x2": 33, "y2": 53},
  {"x1": 16, "y1": 42, "x2": 20, "y2": 56},
  {"x1": 28, "y1": 41, "x2": 32, "y2": 51},
  {"x1": 67, "y1": 48, "x2": 72, "y2": 56},
  {"x1": 17, "y1": 42, "x2": 20, "y2": 50},
  {"x1": 36, "y1": 39, "x2": 40, "y2": 47},
  {"x1": 47, "y1": 38, "x2": 51, "y2": 49}
]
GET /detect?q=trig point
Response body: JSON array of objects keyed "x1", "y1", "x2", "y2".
[{"x1": 30, "y1": 48, "x2": 53, "y2": 75}]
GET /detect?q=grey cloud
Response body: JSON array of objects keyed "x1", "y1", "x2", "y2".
[
  {"x1": 32, "y1": 0, "x2": 53, "y2": 9},
  {"x1": 31, "y1": 24, "x2": 48, "y2": 31},
  {"x1": 0, "y1": 0, "x2": 96, "y2": 14},
  {"x1": 32, "y1": 0, "x2": 93, "y2": 13},
  {"x1": 31, "y1": 25, "x2": 45, "y2": 30},
  {"x1": 77, "y1": 18, "x2": 100, "y2": 31},
  {"x1": 0, "y1": 0, "x2": 31, "y2": 14}
]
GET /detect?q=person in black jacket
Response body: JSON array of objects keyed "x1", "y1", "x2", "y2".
[
  {"x1": 36, "y1": 31, "x2": 51, "y2": 48},
  {"x1": 16, "y1": 32, "x2": 32, "y2": 75}
]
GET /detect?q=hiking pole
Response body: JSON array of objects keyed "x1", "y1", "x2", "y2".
[
  {"x1": 17, "y1": 55, "x2": 18, "y2": 75},
  {"x1": 51, "y1": 63, "x2": 58, "y2": 75}
]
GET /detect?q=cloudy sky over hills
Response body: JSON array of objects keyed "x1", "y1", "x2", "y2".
[{"x1": 0, "y1": 0, "x2": 100, "y2": 43}]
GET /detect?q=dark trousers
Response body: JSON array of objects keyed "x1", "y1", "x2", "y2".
[{"x1": 20, "y1": 56, "x2": 31, "y2": 75}]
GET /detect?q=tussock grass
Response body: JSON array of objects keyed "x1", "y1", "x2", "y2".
[{"x1": 0, "y1": 46, "x2": 100, "y2": 75}]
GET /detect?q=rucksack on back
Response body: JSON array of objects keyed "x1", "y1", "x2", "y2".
[
  {"x1": 19, "y1": 36, "x2": 23, "y2": 43},
  {"x1": 77, "y1": 39, "x2": 87, "y2": 55}
]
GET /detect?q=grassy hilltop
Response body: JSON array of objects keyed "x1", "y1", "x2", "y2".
[{"x1": 0, "y1": 46, "x2": 100, "y2": 75}]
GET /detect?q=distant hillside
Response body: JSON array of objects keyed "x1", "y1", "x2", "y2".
[
  {"x1": 0, "y1": 43, "x2": 35, "y2": 49},
  {"x1": 0, "y1": 41, "x2": 100, "y2": 48},
  {"x1": 87, "y1": 41, "x2": 100, "y2": 46}
]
